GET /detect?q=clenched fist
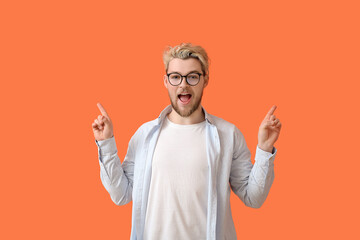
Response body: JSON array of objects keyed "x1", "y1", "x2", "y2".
[{"x1": 92, "y1": 103, "x2": 114, "y2": 141}]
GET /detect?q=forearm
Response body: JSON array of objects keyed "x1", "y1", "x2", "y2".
[
  {"x1": 245, "y1": 146, "x2": 276, "y2": 208},
  {"x1": 96, "y1": 136, "x2": 133, "y2": 205}
]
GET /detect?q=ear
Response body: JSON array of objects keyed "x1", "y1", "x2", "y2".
[
  {"x1": 163, "y1": 75, "x2": 168, "y2": 89},
  {"x1": 203, "y1": 76, "x2": 209, "y2": 88}
]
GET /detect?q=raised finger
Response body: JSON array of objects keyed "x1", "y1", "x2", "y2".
[
  {"x1": 270, "y1": 115, "x2": 276, "y2": 121},
  {"x1": 97, "y1": 103, "x2": 109, "y2": 118},
  {"x1": 266, "y1": 105, "x2": 277, "y2": 117}
]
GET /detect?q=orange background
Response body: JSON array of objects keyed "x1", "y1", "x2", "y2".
[{"x1": 1, "y1": 0, "x2": 359, "y2": 239}]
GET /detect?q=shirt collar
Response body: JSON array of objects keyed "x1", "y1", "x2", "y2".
[{"x1": 156, "y1": 104, "x2": 214, "y2": 125}]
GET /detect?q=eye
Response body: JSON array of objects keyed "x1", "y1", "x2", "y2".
[
  {"x1": 170, "y1": 74, "x2": 180, "y2": 80},
  {"x1": 188, "y1": 74, "x2": 199, "y2": 80}
]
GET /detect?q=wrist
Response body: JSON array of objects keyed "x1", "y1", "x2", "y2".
[{"x1": 258, "y1": 144, "x2": 273, "y2": 153}]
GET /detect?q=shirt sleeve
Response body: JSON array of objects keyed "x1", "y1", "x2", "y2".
[
  {"x1": 229, "y1": 127, "x2": 276, "y2": 208},
  {"x1": 95, "y1": 136, "x2": 135, "y2": 206}
]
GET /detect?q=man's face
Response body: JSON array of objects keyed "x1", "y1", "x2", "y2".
[{"x1": 164, "y1": 58, "x2": 208, "y2": 117}]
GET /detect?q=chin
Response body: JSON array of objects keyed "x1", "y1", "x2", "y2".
[{"x1": 171, "y1": 97, "x2": 202, "y2": 118}]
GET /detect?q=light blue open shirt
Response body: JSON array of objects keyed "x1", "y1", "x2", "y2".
[{"x1": 96, "y1": 105, "x2": 276, "y2": 240}]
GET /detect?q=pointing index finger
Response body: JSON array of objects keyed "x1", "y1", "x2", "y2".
[
  {"x1": 266, "y1": 105, "x2": 277, "y2": 117},
  {"x1": 97, "y1": 103, "x2": 109, "y2": 117}
]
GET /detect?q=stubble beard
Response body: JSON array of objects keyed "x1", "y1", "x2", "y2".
[{"x1": 169, "y1": 90, "x2": 203, "y2": 118}]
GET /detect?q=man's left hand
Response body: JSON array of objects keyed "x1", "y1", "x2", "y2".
[{"x1": 258, "y1": 105, "x2": 282, "y2": 153}]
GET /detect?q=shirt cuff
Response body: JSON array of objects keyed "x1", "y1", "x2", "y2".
[
  {"x1": 255, "y1": 145, "x2": 277, "y2": 164},
  {"x1": 95, "y1": 136, "x2": 117, "y2": 155}
]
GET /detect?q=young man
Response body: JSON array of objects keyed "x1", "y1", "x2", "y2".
[{"x1": 92, "y1": 43, "x2": 282, "y2": 240}]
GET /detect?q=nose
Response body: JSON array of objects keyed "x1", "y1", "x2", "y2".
[{"x1": 179, "y1": 76, "x2": 190, "y2": 88}]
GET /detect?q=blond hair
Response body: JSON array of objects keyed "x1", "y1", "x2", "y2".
[{"x1": 163, "y1": 43, "x2": 210, "y2": 81}]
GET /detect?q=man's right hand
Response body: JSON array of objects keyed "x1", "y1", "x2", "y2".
[{"x1": 92, "y1": 103, "x2": 114, "y2": 141}]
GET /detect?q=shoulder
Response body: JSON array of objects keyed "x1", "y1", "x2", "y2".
[
  {"x1": 208, "y1": 113, "x2": 238, "y2": 132},
  {"x1": 129, "y1": 118, "x2": 158, "y2": 143},
  {"x1": 208, "y1": 113, "x2": 246, "y2": 141}
]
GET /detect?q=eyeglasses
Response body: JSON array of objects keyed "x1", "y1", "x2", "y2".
[{"x1": 166, "y1": 72, "x2": 202, "y2": 86}]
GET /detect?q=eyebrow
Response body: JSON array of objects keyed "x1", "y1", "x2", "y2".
[{"x1": 167, "y1": 70, "x2": 202, "y2": 75}]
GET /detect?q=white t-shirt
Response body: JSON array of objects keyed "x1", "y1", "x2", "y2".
[{"x1": 144, "y1": 115, "x2": 208, "y2": 240}]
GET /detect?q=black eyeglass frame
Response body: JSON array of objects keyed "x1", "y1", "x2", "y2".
[{"x1": 166, "y1": 72, "x2": 203, "y2": 86}]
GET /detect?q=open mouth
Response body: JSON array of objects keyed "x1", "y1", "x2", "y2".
[{"x1": 178, "y1": 94, "x2": 192, "y2": 103}]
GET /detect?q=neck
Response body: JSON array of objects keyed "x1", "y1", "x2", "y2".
[{"x1": 168, "y1": 105, "x2": 205, "y2": 125}]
